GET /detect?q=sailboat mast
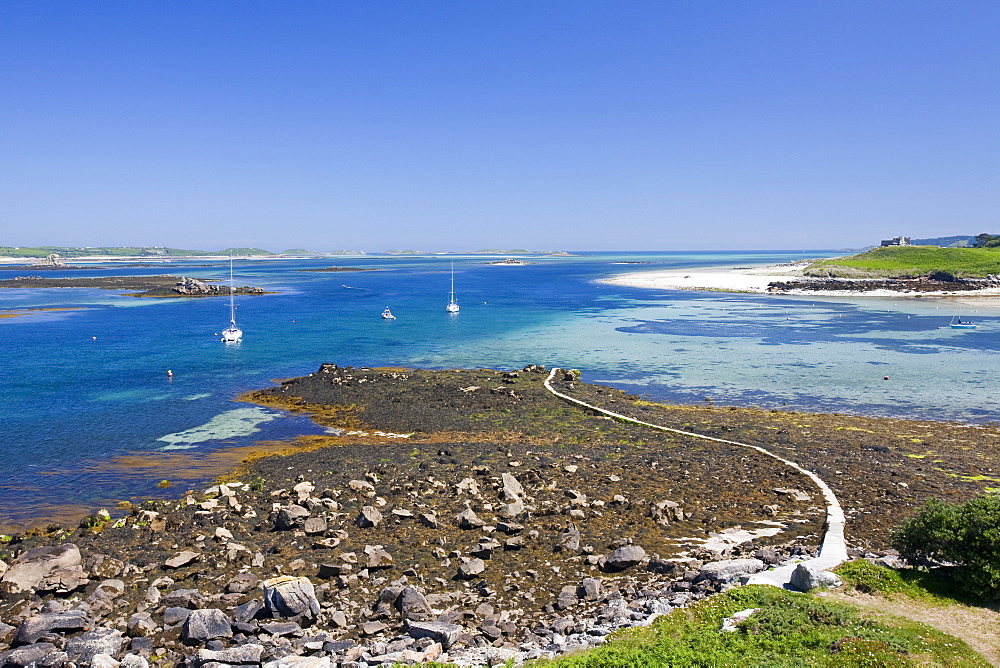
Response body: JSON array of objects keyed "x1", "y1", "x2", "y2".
[{"x1": 229, "y1": 256, "x2": 236, "y2": 325}]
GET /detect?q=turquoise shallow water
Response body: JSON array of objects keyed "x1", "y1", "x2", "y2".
[{"x1": 1, "y1": 251, "x2": 997, "y2": 528}]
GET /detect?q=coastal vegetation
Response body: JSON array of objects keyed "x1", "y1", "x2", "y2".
[
  {"x1": 804, "y1": 245, "x2": 1000, "y2": 279},
  {"x1": 529, "y1": 585, "x2": 986, "y2": 667},
  {"x1": 892, "y1": 494, "x2": 1000, "y2": 599}
]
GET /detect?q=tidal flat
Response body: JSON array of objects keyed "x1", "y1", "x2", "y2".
[{"x1": 0, "y1": 365, "x2": 995, "y2": 665}]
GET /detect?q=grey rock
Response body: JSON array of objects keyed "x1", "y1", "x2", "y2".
[
  {"x1": 126, "y1": 612, "x2": 156, "y2": 637},
  {"x1": 554, "y1": 528, "x2": 581, "y2": 553},
  {"x1": 163, "y1": 550, "x2": 200, "y2": 569},
  {"x1": 329, "y1": 610, "x2": 349, "y2": 628},
  {"x1": 162, "y1": 587, "x2": 202, "y2": 608},
  {"x1": 90, "y1": 654, "x2": 120, "y2": 668},
  {"x1": 263, "y1": 576, "x2": 321, "y2": 619},
  {"x1": 182, "y1": 608, "x2": 233, "y2": 642},
  {"x1": 119, "y1": 654, "x2": 150, "y2": 668},
  {"x1": 496, "y1": 498, "x2": 525, "y2": 519},
  {"x1": 396, "y1": 586, "x2": 433, "y2": 621},
  {"x1": 260, "y1": 620, "x2": 302, "y2": 636},
  {"x1": 0, "y1": 621, "x2": 16, "y2": 644},
  {"x1": 355, "y1": 506, "x2": 383, "y2": 528},
  {"x1": 605, "y1": 545, "x2": 646, "y2": 569},
  {"x1": 754, "y1": 548, "x2": 783, "y2": 565},
  {"x1": 555, "y1": 585, "x2": 579, "y2": 610},
  {"x1": 579, "y1": 577, "x2": 603, "y2": 601},
  {"x1": 303, "y1": 516, "x2": 327, "y2": 535},
  {"x1": 789, "y1": 563, "x2": 843, "y2": 592},
  {"x1": 406, "y1": 620, "x2": 464, "y2": 649},
  {"x1": 1, "y1": 544, "x2": 86, "y2": 594},
  {"x1": 0, "y1": 643, "x2": 57, "y2": 668},
  {"x1": 225, "y1": 572, "x2": 259, "y2": 594},
  {"x1": 233, "y1": 598, "x2": 264, "y2": 623},
  {"x1": 362, "y1": 620, "x2": 387, "y2": 635},
  {"x1": 454, "y1": 508, "x2": 485, "y2": 530},
  {"x1": 197, "y1": 644, "x2": 264, "y2": 664},
  {"x1": 419, "y1": 512, "x2": 438, "y2": 528},
  {"x1": 364, "y1": 544, "x2": 393, "y2": 569},
  {"x1": 163, "y1": 606, "x2": 191, "y2": 626},
  {"x1": 65, "y1": 628, "x2": 126, "y2": 664},
  {"x1": 16, "y1": 610, "x2": 91, "y2": 644},
  {"x1": 700, "y1": 558, "x2": 765, "y2": 583},
  {"x1": 39, "y1": 651, "x2": 69, "y2": 667},
  {"x1": 500, "y1": 472, "x2": 524, "y2": 499},
  {"x1": 275, "y1": 505, "x2": 311, "y2": 531},
  {"x1": 457, "y1": 558, "x2": 486, "y2": 579}
]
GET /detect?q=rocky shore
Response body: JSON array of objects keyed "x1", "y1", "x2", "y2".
[
  {"x1": 768, "y1": 276, "x2": 1000, "y2": 293},
  {"x1": 0, "y1": 276, "x2": 266, "y2": 298},
  {"x1": 1, "y1": 365, "x2": 995, "y2": 667}
]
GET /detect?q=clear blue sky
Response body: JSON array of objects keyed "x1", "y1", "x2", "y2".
[{"x1": 3, "y1": 1, "x2": 998, "y2": 252}]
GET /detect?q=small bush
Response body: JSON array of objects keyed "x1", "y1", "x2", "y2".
[{"x1": 892, "y1": 494, "x2": 1000, "y2": 599}]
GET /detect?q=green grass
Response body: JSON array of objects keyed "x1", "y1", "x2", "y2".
[
  {"x1": 527, "y1": 585, "x2": 986, "y2": 667},
  {"x1": 836, "y1": 559, "x2": 986, "y2": 607},
  {"x1": 805, "y1": 246, "x2": 1000, "y2": 279}
]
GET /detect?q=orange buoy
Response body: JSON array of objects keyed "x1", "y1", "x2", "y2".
[{"x1": 883, "y1": 376, "x2": 889, "y2": 380}]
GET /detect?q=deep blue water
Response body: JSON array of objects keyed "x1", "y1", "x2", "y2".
[{"x1": 1, "y1": 251, "x2": 997, "y2": 528}]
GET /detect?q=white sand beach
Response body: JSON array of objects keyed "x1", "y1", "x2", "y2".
[
  {"x1": 602, "y1": 261, "x2": 812, "y2": 294},
  {"x1": 603, "y1": 260, "x2": 1000, "y2": 303}
]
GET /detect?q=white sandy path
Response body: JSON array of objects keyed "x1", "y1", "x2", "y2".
[{"x1": 543, "y1": 368, "x2": 848, "y2": 590}]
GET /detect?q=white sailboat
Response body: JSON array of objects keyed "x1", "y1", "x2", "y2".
[
  {"x1": 446, "y1": 261, "x2": 460, "y2": 313},
  {"x1": 381, "y1": 307, "x2": 396, "y2": 320},
  {"x1": 221, "y1": 256, "x2": 243, "y2": 343}
]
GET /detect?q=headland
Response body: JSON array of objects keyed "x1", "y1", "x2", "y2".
[{"x1": 0, "y1": 365, "x2": 995, "y2": 665}]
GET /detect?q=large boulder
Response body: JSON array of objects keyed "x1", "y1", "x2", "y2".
[
  {"x1": 182, "y1": 608, "x2": 232, "y2": 642},
  {"x1": 262, "y1": 576, "x2": 321, "y2": 620},
  {"x1": 605, "y1": 545, "x2": 646, "y2": 570},
  {"x1": 700, "y1": 558, "x2": 766, "y2": 583},
  {"x1": 65, "y1": 628, "x2": 126, "y2": 664},
  {"x1": 396, "y1": 586, "x2": 433, "y2": 621},
  {"x1": 789, "y1": 563, "x2": 843, "y2": 592},
  {"x1": 0, "y1": 643, "x2": 57, "y2": 667},
  {"x1": 16, "y1": 611, "x2": 90, "y2": 644},
  {"x1": 274, "y1": 505, "x2": 311, "y2": 531},
  {"x1": 1, "y1": 544, "x2": 87, "y2": 594},
  {"x1": 406, "y1": 620, "x2": 464, "y2": 649}
]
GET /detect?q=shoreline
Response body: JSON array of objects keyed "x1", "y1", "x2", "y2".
[
  {"x1": 0, "y1": 364, "x2": 995, "y2": 665},
  {"x1": 603, "y1": 260, "x2": 1000, "y2": 302}
]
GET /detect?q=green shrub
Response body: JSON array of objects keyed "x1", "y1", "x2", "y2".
[{"x1": 892, "y1": 494, "x2": 1000, "y2": 599}]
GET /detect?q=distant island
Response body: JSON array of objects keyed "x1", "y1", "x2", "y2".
[{"x1": 0, "y1": 275, "x2": 269, "y2": 298}]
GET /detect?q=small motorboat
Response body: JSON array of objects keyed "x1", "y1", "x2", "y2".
[
  {"x1": 950, "y1": 316, "x2": 977, "y2": 329},
  {"x1": 381, "y1": 307, "x2": 396, "y2": 320}
]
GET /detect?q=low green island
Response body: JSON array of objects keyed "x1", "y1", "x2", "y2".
[{"x1": 804, "y1": 245, "x2": 1000, "y2": 279}]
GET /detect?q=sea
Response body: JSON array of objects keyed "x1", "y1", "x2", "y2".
[{"x1": 1, "y1": 250, "x2": 997, "y2": 530}]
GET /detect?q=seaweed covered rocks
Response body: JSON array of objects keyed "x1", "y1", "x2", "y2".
[{"x1": 1, "y1": 364, "x2": 994, "y2": 665}]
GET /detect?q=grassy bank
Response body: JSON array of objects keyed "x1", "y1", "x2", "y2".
[
  {"x1": 527, "y1": 584, "x2": 986, "y2": 667},
  {"x1": 805, "y1": 246, "x2": 1000, "y2": 279}
]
